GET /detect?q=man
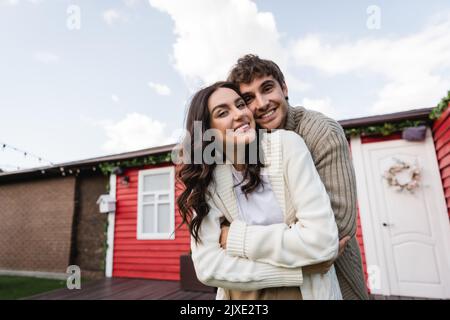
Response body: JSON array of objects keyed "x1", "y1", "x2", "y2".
[{"x1": 223, "y1": 54, "x2": 369, "y2": 300}]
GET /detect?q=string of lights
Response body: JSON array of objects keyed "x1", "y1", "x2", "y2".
[
  {"x1": 0, "y1": 142, "x2": 101, "y2": 176},
  {"x1": 0, "y1": 141, "x2": 54, "y2": 166},
  {"x1": 0, "y1": 142, "x2": 107, "y2": 177},
  {"x1": 0, "y1": 141, "x2": 55, "y2": 172}
]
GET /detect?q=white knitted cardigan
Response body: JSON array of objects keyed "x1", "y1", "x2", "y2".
[{"x1": 190, "y1": 129, "x2": 342, "y2": 300}]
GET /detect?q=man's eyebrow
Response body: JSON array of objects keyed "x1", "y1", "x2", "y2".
[{"x1": 260, "y1": 79, "x2": 275, "y2": 87}]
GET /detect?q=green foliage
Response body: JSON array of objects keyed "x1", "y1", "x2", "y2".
[
  {"x1": 429, "y1": 90, "x2": 450, "y2": 120},
  {"x1": 345, "y1": 90, "x2": 449, "y2": 137},
  {"x1": 101, "y1": 218, "x2": 108, "y2": 272},
  {"x1": 344, "y1": 120, "x2": 426, "y2": 137},
  {"x1": 98, "y1": 153, "x2": 172, "y2": 176}
]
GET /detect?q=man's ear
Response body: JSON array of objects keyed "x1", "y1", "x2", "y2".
[{"x1": 281, "y1": 83, "x2": 289, "y2": 101}]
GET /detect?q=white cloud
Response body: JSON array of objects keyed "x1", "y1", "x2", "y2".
[
  {"x1": 82, "y1": 113, "x2": 176, "y2": 153},
  {"x1": 301, "y1": 97, "x2": 339, "y2": 119},
  {"x1": 148, "y1": 82, "x2": 171, "y2": 96},
  {"x1": 33, "y1": 51, "x2": 60, "y2": 64},
  {"x1": 102, "y1": 9, "x2": 127, "y2": 26},
  {"x1": 0, "y1": 0, "x2": 19, "y2": 5},
  {"x1": 148, "y1": 0, "x2": 289, "y2": 90},
  {"x1": 1, "y1": 0, "x2": 43, "y2": 5},
  {"x1": 124, "y1": 0, "x2": 141, "y2": 7},
  {"x1": 111, "y1": 95, "x2": 120, "y2": 103},
  {"x1": 291, "y1": 14, "x2": 450, "y2": 114}
]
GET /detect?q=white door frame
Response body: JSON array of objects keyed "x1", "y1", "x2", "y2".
[
  {"x1": 105, "y1": 174, "x2": 116, "y2": 278},
  {"x1": 351, "y1": 129, "x2": 450, "y2": 298}
]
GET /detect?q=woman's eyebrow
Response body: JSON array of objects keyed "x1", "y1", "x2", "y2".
[
  {"x1": 234, "y1": 97, "x2": 244, "y2": 105},
  {"x1": 211, "y1": 103, "x2": 229, "y2": 114}
]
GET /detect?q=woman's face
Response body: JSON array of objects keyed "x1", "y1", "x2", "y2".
[{"x1": 207, "y1": 87, "x2": 256, "y2": 147}]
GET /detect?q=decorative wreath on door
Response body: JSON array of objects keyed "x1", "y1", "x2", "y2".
[{"x1": 383, "y1": 159, "x2": 421, "y2": 193}]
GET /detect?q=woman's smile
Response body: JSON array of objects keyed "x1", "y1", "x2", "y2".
[{"x1": 233, "y1": 122, "x2": 251, "y2": 133}]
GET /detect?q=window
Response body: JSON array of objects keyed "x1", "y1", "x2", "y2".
[{"x1": 137, "y1": 167, "x2": 175, "y2": 240}]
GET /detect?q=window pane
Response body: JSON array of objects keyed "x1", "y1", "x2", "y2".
[
  {"x1": 143, "y1": 194, "x2": 155, "y2": 202},
  {"x1": 143, "y1": 173, "x2": 170, "y2": 192},
  {"x1": 142, "y1": 204, "x2": 155, "y2": 233},
  {"x1": 158, "y1": 194, "x2": 169, "y2": 201},
  {"x1": 157, "y1": 203, "x2": 171, "y2": 233}
]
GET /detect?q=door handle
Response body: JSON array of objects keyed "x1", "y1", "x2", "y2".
[{"x1": 382, "y1": 222, "x2": 394, "y2": 227}]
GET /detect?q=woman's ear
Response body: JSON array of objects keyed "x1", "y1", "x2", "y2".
[{"x1": 281, "y1": 83, "x2": 289, "y2": 101}]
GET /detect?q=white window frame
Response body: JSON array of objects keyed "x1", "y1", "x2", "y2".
[{"x1": 137, "y1": 166, "x2": 175, "y2": 240}]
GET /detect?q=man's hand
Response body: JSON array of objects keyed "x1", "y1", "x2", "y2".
[
  {"x1": 302, "y1": 236, "x2": 351, "y2": 274},
  {"x1": 220, "y1": 224, "x2": 230, "y2": 249},
  {"x1": 338, "y1": 236, "x2": 350, "y2": 257},
  {"x1": 302, "y1": 260, "x2": 334, "y2": 274}
]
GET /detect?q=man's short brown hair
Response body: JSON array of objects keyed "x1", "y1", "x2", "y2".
[{"x1": 227, "y1": 54, "x2": 286, "y2": 87}]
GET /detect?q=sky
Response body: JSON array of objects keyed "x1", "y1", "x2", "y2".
[{"x1": 1, "y1": 0, "x2": 450, "y2": 171}]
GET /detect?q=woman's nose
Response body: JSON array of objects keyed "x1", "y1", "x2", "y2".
[{"x1": 233, "y1": 107, "x2": 246, "y2": 120}]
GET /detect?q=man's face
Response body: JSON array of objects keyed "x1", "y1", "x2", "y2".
[{"x1": 239, "y1": 75, "x2": 289, "y2": 130}]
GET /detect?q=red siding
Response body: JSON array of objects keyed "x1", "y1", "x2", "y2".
[
  {"x1": 434, "y1": 125, "x2": 450, "y2": 150},
  {"x1": 112, "y1": 163, "x2": 191, "y2": 280},
  {"x1": 432, "y1": 103, "x2": 450, "y2": 218},
  {"x1": 356, "y1": 206, "x2": 369, "y2": 293},
  {"x1": 348, "y1": 140, "x2": 370, "y2": 292},
  {"x1": 360, "y1": 132, "x2": 402, "y2": 144}
]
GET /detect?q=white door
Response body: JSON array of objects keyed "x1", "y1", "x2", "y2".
[{"x1": 351, "y1": 129, "x2": 450, "y2": 299}]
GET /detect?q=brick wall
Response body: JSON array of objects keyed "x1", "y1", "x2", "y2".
[
  {"x1": 0, "y1": 177, "x2": 76, "y2": 273},
  {"x1": 72, "y1": 174, "x2": 108, "y2": 279}
]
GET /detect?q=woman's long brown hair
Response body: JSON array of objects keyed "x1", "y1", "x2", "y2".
[{"x1": 176, "y1": 81, "x2": 265, "y2": 244}]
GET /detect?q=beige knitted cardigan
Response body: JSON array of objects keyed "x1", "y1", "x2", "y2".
[{"x1": 284, "y1": 106, "x2": 369, "y2": 300}]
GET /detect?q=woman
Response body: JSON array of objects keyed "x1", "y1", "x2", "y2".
[{"x1": 177, "y1": 81, "x2": 341, "y2": 300}]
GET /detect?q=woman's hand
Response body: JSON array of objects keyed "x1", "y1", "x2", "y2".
[{"x1": 220, "y1": 224, "x2": 230, "y2": 249}]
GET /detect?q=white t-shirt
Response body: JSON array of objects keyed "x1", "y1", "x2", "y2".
[{"x1": 231, "y1": 166, "x2": 284, "y2": 226}]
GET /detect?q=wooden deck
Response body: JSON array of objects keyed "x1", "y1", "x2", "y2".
[{"x1": 26, "y1": 278, "x2": 216, "y2": 300}]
